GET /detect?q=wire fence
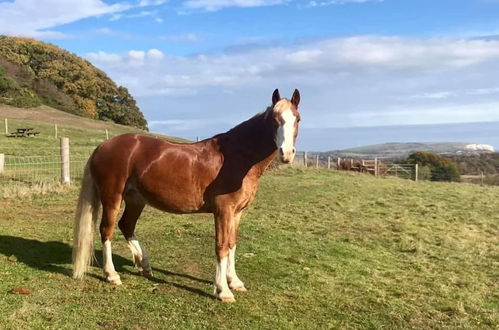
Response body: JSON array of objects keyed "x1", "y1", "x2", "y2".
[{"x1": 0, "y1": 141, "x2": 93, "y2": 197}]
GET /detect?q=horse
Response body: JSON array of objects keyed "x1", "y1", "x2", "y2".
[{"x1": 72, "y1": 89, "x2": 301, "y2": 302}]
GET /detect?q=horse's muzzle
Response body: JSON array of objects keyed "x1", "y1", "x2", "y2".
[{"x1": 279, "y1": 148, "x2": 296, "y2": 164}]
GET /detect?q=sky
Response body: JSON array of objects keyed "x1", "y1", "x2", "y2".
[{"x1": 1, "y1": 0, "x2": 499, "y2": 151}]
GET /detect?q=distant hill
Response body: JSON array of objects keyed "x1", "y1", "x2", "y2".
[
  {"x1": 0, "y1": 36, "x2": 147, "y2": 130},
  {"x1": 327, "y1": 142, "x2": 495, "y2": 159}
]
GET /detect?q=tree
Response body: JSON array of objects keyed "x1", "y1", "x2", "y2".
[
  {"x1": 404, "y1": 151, "x2": 460, "y2": 182},
  {"x1": 0, "y1": 36, "x2": 148, "y2": 130}
]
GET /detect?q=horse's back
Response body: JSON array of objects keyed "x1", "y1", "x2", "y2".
[{"x1": 90, "y1": 133, "x2": 223, "y2": 213}]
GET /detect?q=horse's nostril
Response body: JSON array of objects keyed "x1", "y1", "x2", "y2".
[{"x1": 292, "y1": 147, "x2": 296, "y2": 154}]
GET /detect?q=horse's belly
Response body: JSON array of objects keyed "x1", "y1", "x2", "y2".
[{"x1": 138, "y1": 181, "x2": 207, "y2": 213}]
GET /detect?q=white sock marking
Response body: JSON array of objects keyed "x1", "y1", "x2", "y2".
[
  {"x1": 215, "y1": 256, "x2": 233, "y2": 300},
  {"x1": 127, "y1": 235, "x2": 151, "y2": 273},
  {"x1": 103, "y1": 240, "x2": 120, "y2": 282},
  {"x1": 227, "y1": 245, "x2": 244, "y2": 289}
]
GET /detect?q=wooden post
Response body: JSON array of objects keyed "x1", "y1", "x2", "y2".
[
  {"x1": 337, "y1": 157, "x2": 341, "y2": 169},
  {"x1": 480, "y1": 171, "x2": 484, "y2": 186},
  {"x1": 374, "y1": 157, "x2": 378, "y2": 177},
  {"x1": 327, "y1": 156, "x2": 331, "y2": 169},
  {"x1": 55, "y1": 124, "x2": 58, "y2": 139},
  {"x1": 316, "y1": 154, "x2": 319, "y2": 168},
  {"x1": 414, "y1": 164, "x2": 418, "y2": 182},
  {"x1": 105, "y1": 129, "x2": 109, "y2": 140},
  {"x1": 4, "y1": 118, "x2": 7, "y2": 135},
  {"x1": 0, "y1": 153, "x2": 4, "y2": 174},
  {"x1": 304, "y1": 152, "x2": 308, "y2": 167},
  {"x1": 60, "y1": 137, "x2": 70, "y2": 184}
]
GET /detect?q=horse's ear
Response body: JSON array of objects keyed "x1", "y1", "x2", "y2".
[
  {"x1": 291, "y1": 89, "x2": 300, "y2": 107},
  {"x1": 272, "y1": 89, "x2": 281, "y2": 106}
]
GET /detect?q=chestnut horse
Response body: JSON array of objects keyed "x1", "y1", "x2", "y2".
[{"x1": 72, "y1": 89, "x2": 301, "y2": 302}]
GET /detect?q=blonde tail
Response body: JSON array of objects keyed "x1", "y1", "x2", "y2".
[{"x1": 72, "y1": 162, "x2": 100, "y2": 279}]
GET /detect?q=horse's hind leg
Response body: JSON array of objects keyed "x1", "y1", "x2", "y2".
[
  {"x1": 100, "y1": 195, "x2": 122, "y2": 285},
  {"x1": 118, "y1": 192, "x2": 151, "y2": 276}
]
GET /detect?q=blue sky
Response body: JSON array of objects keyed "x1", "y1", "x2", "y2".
[{"x1": 1, "y1": 0, "x2": 499, "y2": 150}]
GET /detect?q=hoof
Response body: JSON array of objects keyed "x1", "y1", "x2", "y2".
[
  {"x1": 108, "y1": 278, "x2": 122, "y2": 285},
  {"x1": 107, "y1": 274, "x2": 122, "y2": 285},
  {"x1": 218, "y1": 296, "x2": 236, "y2": 303},
  {"x1": 232, "y1": 286, "x2": 247, "y2": 292},
  {"x1": 139, "y1": 269, "x2": 153, "y2": 277}
]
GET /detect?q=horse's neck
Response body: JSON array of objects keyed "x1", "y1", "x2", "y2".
[{"x1": 219, "y1": 111, "x2": 277, "y2": 175}]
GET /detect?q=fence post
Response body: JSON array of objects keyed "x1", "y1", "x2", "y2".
[
  {"x1": 316, "y1": 154, "x2": 319, "y2": 168},
  {"x1": 374, "y1": 157, "x2": 378, "y2": 177},
  {"x1": 414, "y1": 164, "x2": 418, "y2": 182},
  {"x1": 60, "y1": 137, "x2": 70, "y2": 184},
  {"x1": 4, "y1": 118, "x2": 8, "y2": 135},
  {"x1": 327, "y1": 156, "x2": 331, "y2": 169},
  {"x1": 480, "y1": 171, "x2": 484, "y2": 186},
  {"x1": 304, "y1": 152, "x2": 308, "y2": 168},
  {"x1": 337, "y1": 157, "x2": 341, "y2": 169},
  {"x1": 106, "y1": 129, "x2": 109, "y2": 140},
  {"x1": 0, "y1": 153, "x2": 4, "y2": 174}
]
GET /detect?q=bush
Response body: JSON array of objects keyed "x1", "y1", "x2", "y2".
[
  {"x1": 404, "y1": 151, "x2": 460, "y2": 182},
  {"x1": 0, "y1": 69, "x2": 41, "y2": 107}
]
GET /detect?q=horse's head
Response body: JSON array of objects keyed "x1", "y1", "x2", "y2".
[{"x1": 271, "y1": 88, "x2": 301, "y2": 164}]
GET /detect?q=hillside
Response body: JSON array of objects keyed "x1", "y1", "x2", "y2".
[
  {"x1": 0, "y1": 36, "x2": 147, "y2": 129},
  {"x1": 0, "y1": 168, "x2": 497, "y2": 328},
  {"x1": 328, "y1": 142, "x2": 495, "y2": 159},
  {"x1": 0, "y1": 104, "x2": 187, "y2": 157}
]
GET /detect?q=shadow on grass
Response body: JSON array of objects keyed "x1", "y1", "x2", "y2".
[{"x1": 0, "y1": 235, "x2": 213, "y2": 299}]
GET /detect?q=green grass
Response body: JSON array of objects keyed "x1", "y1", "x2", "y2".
[{"x1": 0, "y1": 168, "x2": 497, "y2": 329}]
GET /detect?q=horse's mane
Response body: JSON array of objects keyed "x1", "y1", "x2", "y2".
[{"x1": 211, "y1": 106, "x2": 273, "y2": 141}]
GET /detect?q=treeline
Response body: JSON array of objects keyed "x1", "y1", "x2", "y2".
[
  {"x1": 0, "y1": 36, "x2": 147, "y2": 130},
  {"x1": 448, "y1": 153, "x2": 499, "y2": 175}
]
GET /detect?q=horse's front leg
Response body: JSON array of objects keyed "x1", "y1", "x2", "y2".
[
  {"x1": 214, "y1": 210, "x2": 236, "y2": 302},
  {"x1": 227, "y1": 211, "x2": 246, "y2": 292}
]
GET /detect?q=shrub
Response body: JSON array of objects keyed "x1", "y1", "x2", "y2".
[{"x1": 404, "y1": 151, "x2": 460, "y2": 182}]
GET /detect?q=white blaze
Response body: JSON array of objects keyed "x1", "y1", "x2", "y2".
[{"x1": 275, "y1": 109, "x2": 296, "y2": 153}]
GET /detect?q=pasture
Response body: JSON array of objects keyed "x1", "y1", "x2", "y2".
[{"x1": 0, "y1": 168, "x2": 497, "y2": 329}]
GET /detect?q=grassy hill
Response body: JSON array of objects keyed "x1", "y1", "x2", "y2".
[
  {"x1": 0, "y1": 104, "x2": 186, "y2": 157},
  {"x1": 0, "y1": 168, "x2": 497, "y2": 329},
  {"x1": 330, "y1": 142, "x2": 495, "y2": 159},
  {"x1": 0, "y1": 36, "x2": 147, "y2": 129}
]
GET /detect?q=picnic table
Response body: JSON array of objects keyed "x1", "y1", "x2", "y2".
[{"x1": 6, "y1": 128, "x2": 40, "y2": 138}]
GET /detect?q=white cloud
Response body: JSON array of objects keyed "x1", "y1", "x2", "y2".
[
  {"x1": 160, "y1": 33, "x2": 199, "y2": 42},
  {"x1": 182, "y1": 0, "x2": 290, "y2": 11},
  {"x1": 307, "y1": 0, "x2": 383, "y2": 7},
  {"x1": 85, "y1": 36, "x2": 499, "y2": 137},
  {"x1": 86, "y1": 51, "x2": 122, "y2": 63},
  {"x1": 147, "y1": 49, "x2": 165, "y2": 60},
  {"x1": 0, "y1": 0, "x2": 165, "y2": 38}
]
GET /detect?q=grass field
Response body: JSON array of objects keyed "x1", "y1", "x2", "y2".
[{"x1": 0, "y1": 168, "x2": 497, "y2": 329}]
